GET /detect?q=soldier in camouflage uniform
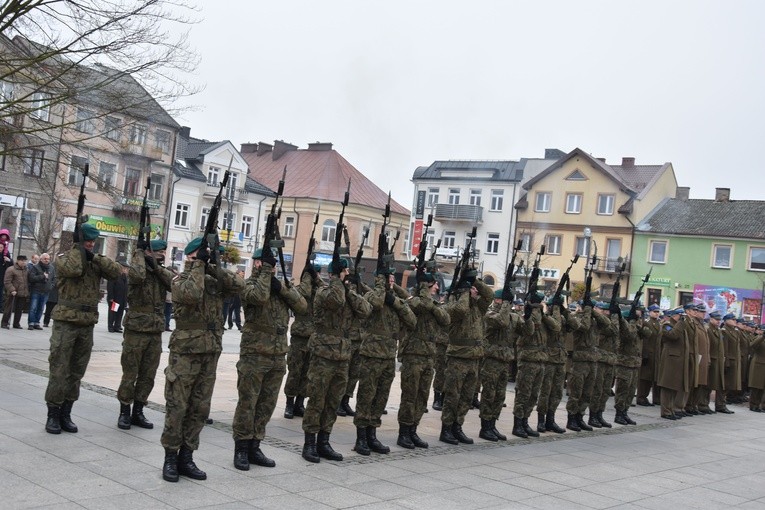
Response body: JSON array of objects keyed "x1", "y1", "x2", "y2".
[
  {"x1": 284, "y1": 264, "x2": 323, "y2": 419},
  {"x1": 397, "y1": 273, "x2": 449, "y2": 449},
  {"x1": 160, "y1": 237, "x2": 244, "y2": 482},
  {"x1": 117, "y1": 239, "x2": 174, "y2": 431},
  {"x1": 439, "y1": 273, "x2": 493, "y2": 445},
  {"x1": 613, "y1": 309, "x2": 644, "y2": 425},
  {"x1": 588, "y1": 303, "x2": 620, "y2": 429},
  {"x1": 302, "y1": 259, "x2": 371, "y2": 463},
  {"x1": 232, "y1": 249, "x2": 307, "y2": 470},
  {"x1": 481, "y1": 289, "x2": 532, "y2": 441},
  {"x1": 338, "y1": 277, "x2": 372, "y2": 417},
  {"x1": 45, "y1": 224, "x2": 122, "y2": 435},
  {"x1": 353, "y1": 268, "x2": 416, "y2": 455},
  {"x1": 431, "y1": 292, "x2": 449, "y2": 411}
]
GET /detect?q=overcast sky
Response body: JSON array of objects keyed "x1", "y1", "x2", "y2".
[{"x1": 174, "y1": 0, "x2": 765, "y2": 208}]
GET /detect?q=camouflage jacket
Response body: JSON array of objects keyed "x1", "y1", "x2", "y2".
[
  {"x1": 52, "y1": 246, "x2": 122, "y2": 326},
  {"x1": 241, "y1": 263, "x2": 307, "y2": 356},
  {"x1": 289, "y1": 271, "x2": 324, "y2": 339},
  {"x1": 361, "y1": 276, "x2": 417, "y2": 359},
  {"x1": 616, "y1": 316, "x2": 643, "y2": 368},
  {"x1": 544, "y1": 306, "x2": 577, "y2": 364},
  {"x1": 595, "y1": 312, "x2": 620, "y2": 365},
  {"x1": 347, "y1": 281, "x2": 372, "y2": 345},
  {"x1": 517, "y1": 305, "x2": 554, "y2": 363},
  {"x1": 398, "y1": 282, "x2": 451, "y2": 359},
  {"x1": 483, "y1": 301, "x2": 533, "y2": 363},
  {"x1": 124, "y1": 249, "x2": 174, "y2": 333},
  {"x1": 570, "y1": 306, "x2": 599, "y2": 362},
  {"x1": 169, "y1": 260, "x2": 245, "y2": 354},
  {"x1": 445, "y1": 279, "x2": 493, "y2": 359},
  {"x1": 310, "y1": 276, "x2": 372, "y2": 361}
]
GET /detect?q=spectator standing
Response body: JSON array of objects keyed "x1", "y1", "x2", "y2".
[
  {"x1": 107, "y1": 261, "x2": 129, "y2": 332},
  {"x1": 28, "y1": 253, "x2": 55, "y2": 330},
  {"x1": 2, "y1": 255, "x2": 29, "y2": 329},
  {"x1": 0, "y1": 228, "x2": 13, "y2": 310}
]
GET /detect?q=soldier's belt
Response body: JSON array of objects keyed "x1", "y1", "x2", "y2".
[
  {"x1": 175, "y1": 321, "x2": 219, "y2": 331},
  {"x1": 251, "y1": 325, "x2": 288, "y2": 336},
  {"x1": 130, "y1": 306, "x2": 162, "y2": 314},
  {"x1": 58, "y1": 300, "x2": 98, "y2": 312}
]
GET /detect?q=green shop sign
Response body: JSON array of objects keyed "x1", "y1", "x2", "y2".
[
  {"x1": 647, "y1": 277, "x2": 671, "y2": 287},
  {"x1": 121, "y1": 196, "x2": 162, "y2": 209},
  {"x1": 87, "y1": 215, "x2": 163, "y2": 239}
]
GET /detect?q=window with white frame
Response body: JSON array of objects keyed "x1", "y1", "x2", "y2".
[
  {"x1": 199, "y1": 207, "x2": 210, "y2": 229},
  {"x1": 402, "y1": 230, "x2": 409, "y2": 254},
  {"x1": 490, "y1": 189, "x2": 503, "y2": 211},
  {"x1": 130, "y1": 124, "x2": 147, "y2": 145},
  {"x1": 24, "y1": 149, "x2": 44, "y2": 177},
  {"x1": 174, "y1": 203, "x2": 190, "y2": 228},
  {"x1": 648, "y1": 240, "x2": 668, "y2": 263},
  {"x1": 749, "y1": 247, "x2": 765, "y2": 271},
  {"x1": 20, "y1": 210, "x2": 37, "y2": 238},
  {"x1": 575, "y1": 236, "x2": 590, "y2": 257},
  {"x1": 222, "y1": 212, "x2": 235, "y2": 232},
  {"x1": 362, "y1": 224, "x2": 373, "y2": 246},
  {"x1": 124, "y1": 168, "x2": 141, "y2": 195},
  {"x1": 443, "y1": 230, "x2": 456, "y2": 249},
  {"x1": 712, "y1": 244, "x2": 732, "y2": 269},
  {"x1": 0, "y1": 142, "x2": 6, "y2": 171},
  {"x1": 104, "y1": 116, "x2": 121, "y2": 141},
  {"x1": 535, "y1": 192, "x2": 551, "y2": 212},
  {"x1": 30, "y1": 92, "x2": 50, "y2": 121},
  {"x1": 149, "y1": 174, "x2": 163, "y2": 201},
  {"x1": 486, "y1": 233, "x2": 500, "y2": 254},
  {"x1": 155, "y1": 130, "x2": 171, "y2": 153},
  {"x1": 470, "y1": 189, "x2": 481, "y2": 206},
  {"x1": 208, "y1": 166, "x2": 220, "y2": 186},
  {"x1": 427, "y1": 187, "x2": 439, "y2": 206},
  {"x1": 520, "y1": 233, "x2": 533, "y2": 252},
  {"x1": 565, "y1": 193, "x2": 582, "y2": 214},
  {"x1": 321, "y1": 219, "x2": 336, "y2": 242},
  {"x1": 448, "y1": 188, "x2": 460, "y2": 205},
  {"x1": 597, "y1": 194, "x2": 615, "y2": 215},
  {"x1": 68, "y1": 155, "x2": 87, "y2": 185},
  {"x1": 0, "y1": 80, "x2": 13, "y2": 102},
  {"x1": 97, "y1": 162, "x2": 115, "y2": 190},
  {"x1": 426, "y1": 233, "x2": 434, "y2": 250},
  {"x1": 283, "y1": 216, "x2": 295, "y2": 238},
  {"x1": 546, "y1": 234, "x2": 561, "y2": 255},
  {"x1": 75, "y1": 107, "x2": 95, "y2": 134},
  {"x1": 226, "y1": 173, "x2": 238, "y2": 200},
  {"x1": 241, "y1": 215, "x2": 254, "y2": 238}
]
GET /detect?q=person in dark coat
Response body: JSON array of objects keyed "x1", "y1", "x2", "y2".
[
  {"x1": 0, "y1": 228, "x2": 13, "y2": 310},
  {"x1": 43, "y1": 256, "x2": 59, "y2": 327},
  {"x1": 107, "y1": 261, "x2": 130, "y2": 332}
]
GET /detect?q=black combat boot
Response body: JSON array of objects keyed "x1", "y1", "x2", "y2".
[
  {"x1": 587, "y1": 412, "x2": 603, "y2": 428},
  {"x1": 545, "y1": 411, "x2": 565, "y2": 434},
  {"x1": 60, "y1": 400, "x2": 78, "y2": 433},
  {"x1": 512, "y1": 416, "x2": 528, "y2": 438},
  {"x1": 479, "y1": 419, "x2": 498, "y2": 441},
  {"x1": 233, "y1": 440, "x2": 250, "y2": 471},
  {"x1": 162, "y1": 448, "x2": 179, "y2": 482},
  {"x1": 397, "y1": 424, "x2": 415, "y2": 449},
  {"x1": 340, "y1": 395, "x2": 356, "y2": 416},
  {"x1": 284, "y1": 396, "x2": 295, "y2": 419},
  {"x1": 452, "y1": 423, "x2": 474, "y2": 444},
  {"x1": 293, "y1": 396, "x2": 305, "y2": 417},
  {"x1": 566, "y1": 413, "x2": 581, "y2": 432},
  {"x1": 178, "y1": 446, "x2": 207, "y2": 480},
  {"x1": 302, "y1": 432, "x2": 320, "y2": 463},
  {"x1": 366, "y1": 426, "x2": 390, "y2": 453},
  {"x1": 354, "y1": 427, "x2": 371, "y2": 455},
  {"x1": 596, "y1": 411, "x2": 612, "y2": 428},
  {"x1": 249, "y1": 439, "x2": 276, "y2": 467},
  {"x1": 491, "y1": 419, "x2": 507, "y2": 440},
  {"x1": 439, "y1": 423, "x2": 458, "y2": 445},
  {"x1": 131, "y1": 402, "x2": 153, "y2": 429},
  {"x1": 622, "y1": 411, "x2": 636, "y2": 425},
  {"x1": 432, "y1": 391, "x2": 443, "y2": 411},
  {"x1": 536, "y1": 412, "x2": 547, "y2": 434},
  {"x1": 410, "y1": 425, "x2": 429, "y2": 448},
  {"x1": 118, "y1": 403, "x2": 131, "y2": 430},
  {"x1": 317, "y1": 431, "x2": 343, "y2": 461},
  {"x1": 522, "y1": 417, "x2": 540, "y2": 437},
  {"x1": 336, "y1": 400, "x2": 347, "y2": 417},
  {"x1": 471, "y1": 393, "x2": 481, "y2": 409},
  {"x1": 45, "y1": 404, "x2": 61, "y2": 434},
  {"x1": 577, "y1": 413, "x2": 593, "y2": 431},
  {"x1": 614, "y1": 410, "x2": 628, "y2": 425}
]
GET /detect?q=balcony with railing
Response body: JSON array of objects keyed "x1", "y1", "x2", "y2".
[
  {"x1": 594, "y1": 257, "x2": 631, "y2": 275},
  {"x1": 434, "y1": 204, "x2": 483, "y2": 223}
]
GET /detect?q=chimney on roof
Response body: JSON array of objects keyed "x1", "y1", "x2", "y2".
[
  {"x1": 257, "y1": 142, "x2": 272, "y2": 156},
  {"x1": 715, "y1": 187, "x2": 730, "y2": 202},
  {"x1": 273, "y1": 140, "x2": 298, "y2": 160},
  {"x1": 240, "y1": 143, "x2": 258, "y2": 154},
  {"x1": 596, "y1": 157, "x2": 606, "y2": 163},
  {"x1": 179, "y1": 126, "x2": 191, "y2": 140},
  {"x1": 622, "y1": 157, "x2": 635, "y2": 168},
  {"x1": 675, "y1": 187, "x2": 690, "y2": 200},
  {"x1": 544, "y1": 148, "x2": 566, "y2": 160},
  {"x1": 308, "y1": 142, "x2": 333, "y2": 151}
]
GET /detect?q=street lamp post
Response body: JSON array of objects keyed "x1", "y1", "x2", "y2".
[{"x1": 15, "y1": 192, "x2": 28, "y2": 257}]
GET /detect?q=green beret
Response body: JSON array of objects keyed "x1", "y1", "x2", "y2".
[
  {"x1": 218, "y1": 245, "x2": 225, "y2": 253},
  {"x1": 150, "y1": 239, "x2": 167, "y2": 251},
  {"x1": 80, "y1": 223, "x2": 100, "y2": 241},
  {"x1": 494, "y1": 289, "x2": 503, "y2": 299},
  {"x1": 312, "y1": 263, "x2": 322, "y2": 273},
  {"x1": 328, "y1": 258, "x2": 349, "y2": 274},
  {"x1": 252, "y1": 248, "x2": 263, "y2": 259},
  {"x1": 420, "y1": 271, "x2": 435, "y2": 283},
  {"x1": 184, "y1": 236, "x2": 203, "y2": 256}
]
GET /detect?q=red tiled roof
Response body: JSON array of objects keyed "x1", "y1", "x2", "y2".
[{"x1": 242, "y1": 146, "x2": 409, "y2": 215}]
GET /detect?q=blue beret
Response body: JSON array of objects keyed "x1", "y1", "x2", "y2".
[
  {"x1": 150, "y1": 239, "x2": 167, "y2": 251},
  {"x1": 648, "y1": 304, "x2": 660, "y2": 312},
  {"x1": 80, "y1": 223, "x2": 100, "y2": 241},
  {"x1": 514, "y1": 299, "x2": 524, "y2": 305},
  {"x1": 328, "y1": 258, "x2": 349, "y2": 274},
  {"x1": 694, "y1": 303, "x2": 706, "y2": 312},
  {"x1": 184, "y1": 237, "x2": 203, "y2": 256},
  {"x1": 683, "y1": 302, "x2": 696, "y2": 310},
  {"x1": 595, "y1": 301, "x2": 609, "y2": 310}
]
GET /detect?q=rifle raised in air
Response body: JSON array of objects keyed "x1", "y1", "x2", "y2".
[
  {"x1": 199, "y1": 170, "x2": 230, "y2": 266},
  {"x1": 303, "y1": 206, "x2": 320, "y2": 274},
  {"x1": 501, "y1": 239, "x2": 524, "y2": 300},
  {"x1": 552, "y1": 253, "x2": 579, "y2": 310},
  {"x1": 414, "y1": 214, "x2": 433, "y2": 279},
  {"x1": 629, "y1": 266, "x2": 652, "y2": 319},
  {"x1": 262, "y1": 167, "x2": 289, "y2": 283},
  {"x1": 137, "y1": 176, "x2": 152, "y2": 250},
  {"x1": 609, "y1": 258, "x2": 628, "y2": 312},
  {"x1": 376, "y1": 192, "x2": 393, "y2": 280},
  {"x1": 524, "y1": 244, "x2": 546, "y2": 303},
  {"x1": 447, "y1": 226, "x2": 477, "y2": 299},
  {"x1": 73, "y1": 163, "x2": 90, "y2": 244},
  {"x1": 330, "y1": 179, "x2": 351, "y2": 274}
]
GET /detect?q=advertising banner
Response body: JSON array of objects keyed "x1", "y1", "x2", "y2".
[
  {"x1": 693, "y1": 284, "x2": 763, "y2": 323},
  {"x1": 411, "y1": 219, "x2": 423, "y2": 256},
  {"x1": 86, "y1": 215, "x2": 162, "y2": 239}
]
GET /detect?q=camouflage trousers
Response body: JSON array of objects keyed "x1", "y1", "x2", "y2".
[
  {"x1": 302, "y1": 356, "x2": 348, "y2": 434},
  {"x1": 566, "y1": 361, "x2": 597, "y2": 415},
  {"x1": 398, "y1": 354, "x2": 434, "y2": 426},
  {"x1": 232, "y1": 354, "x2": 286, "y2": 441},
  {"x1": 591, "y1": 362, "x2": 614, "y2": 413},
  {"x1": 513, "y1": 360, "x2": 545, "y2": 419},
  {"x1": 45, "y1": 321, "x2": 95, "y2": 405},
  {"x1": 432, "y1": 343, "x2": 448, "y2": 393},
  {"x1": 117, "y1": 330, "x2": 162, "y2": 405},
  {"x1": 345, "y1": 340, "x2": 362, "y2": 397},
  {"x1": 353, "y1": 356, "x2": 395, "y2": 428},
  {"x1": 160, "y1": 351, "x2": 220, "y2": 451},
  {"x1": 536, "y1": 362, "x2": 565, "y2": 415},
  {"x1": 284, "y1": 334, "x2": 310, "y2": 398},
  {"x1": 441, "y1": 356, "x2": 480, "y2": 426},
  {"x1": 479, "y1": 357, "x2": 509, "y2": 420},
  {"x1": 614, "y1": 366, "x2": 639, "y2": 412}
]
